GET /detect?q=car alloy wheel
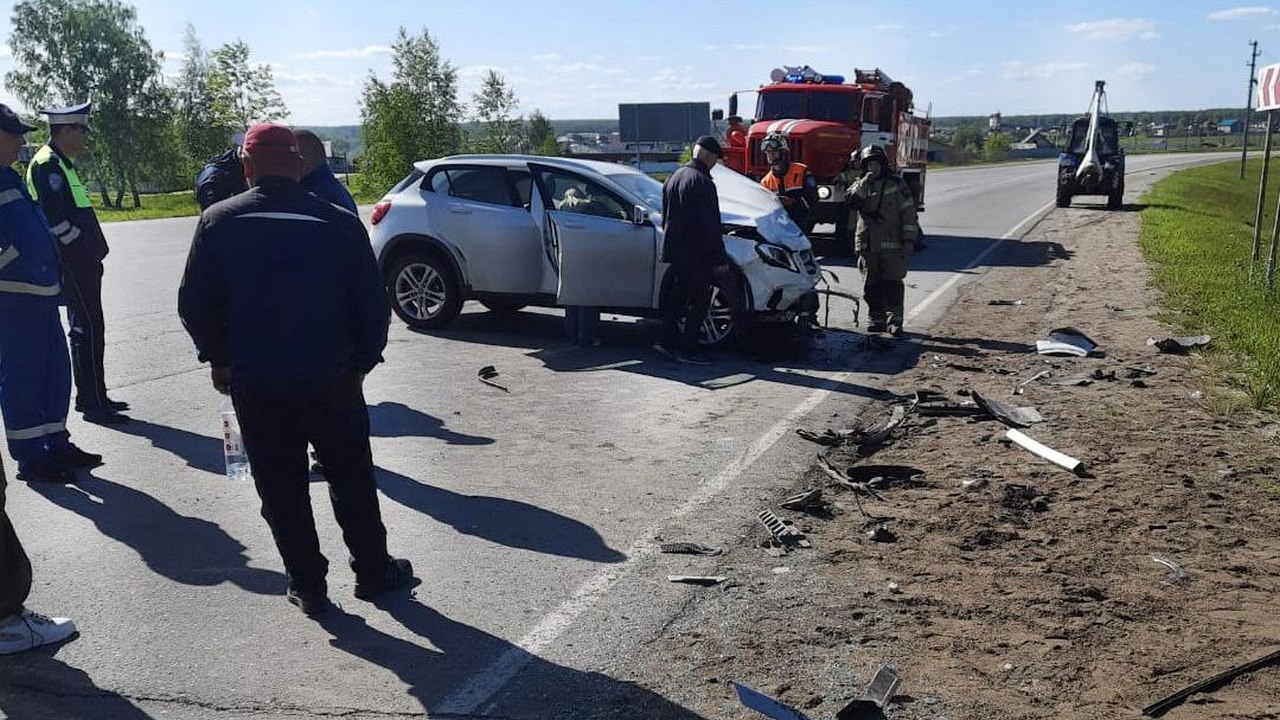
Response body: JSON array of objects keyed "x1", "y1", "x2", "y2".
[
  {"x1": 395, "y1": 262, "x2": 448, "y2": 320},
  {"x1": 699, "y1": 284, "x2": 735, "y2": 346}
]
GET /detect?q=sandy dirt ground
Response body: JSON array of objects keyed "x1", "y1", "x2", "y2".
[{"x1": 624, "y1": 203, "x2": 1280, "y2": 720}]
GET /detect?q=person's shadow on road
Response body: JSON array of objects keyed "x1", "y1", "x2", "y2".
[
  {"x1": 317, "y1": 598, "x2": 706, "y2": 719},
  {"x1": 367, "y1": 401, "x2": 494, "y2": 444},
  {"x1": 110, "y1": 417, "x2": 224, "y2": 475},
  {"x1": 0, "y1": 652, "x2": 156, "y2": 719},
  {"x1": 28, "y1": 473, "x2": 285, "y2": 594},
  {"x1": 374, "y1": 466, "x2": 624, "y2": 563}
]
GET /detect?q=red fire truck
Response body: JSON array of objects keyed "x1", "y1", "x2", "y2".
[{"x1": 720, "y1": 66, "x2": 930, "y2": 241}]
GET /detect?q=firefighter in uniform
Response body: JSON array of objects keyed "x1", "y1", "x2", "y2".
[
  {"x1": 844, "y1": 145, "x2": 920, "y2": 337},
  {"x1": 0, "y1": 103, "x2": 102, "y2": 482},
  {"x1": 759, "y1": 132, "x2": 818, "y2": 232},
  {"x1": 26, "y1": 102, "x2": 128, "y2": 424}
]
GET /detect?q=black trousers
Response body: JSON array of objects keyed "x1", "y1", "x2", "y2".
[
  {"x1": 62, "y1": 260, "x2": 109, "y2": 410},
  {"x1": 231, "y1": 373, "x2": 391, "y2": 593},
  {"x1": 0, "y1": 459, "x2": 33, "y2": 619},
  {"x1": 662, "y1": 263, "x2": 715, "y2": 352}
]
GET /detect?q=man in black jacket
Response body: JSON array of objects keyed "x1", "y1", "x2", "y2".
[
  {"x1": 657, "y1": 135, "x2": 728, "y2": 364},
  {"x1": 178, "y1": 123, "x2": 413, "y2": 616},
  {"x1": 26, "y1": 103, "x2": 127, "y2": 424}
]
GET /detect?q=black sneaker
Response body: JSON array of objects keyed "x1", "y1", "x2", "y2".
[
  {"x1": 353, "y1": 558, "x2": 417, "y2": 601},
  {"x1": 866, "y1": 321, "x2": 888, "y2": 334},
  {"x1": 53, "y1": 444, "x2": 103, "y2": 469},
  {"x1": 16, "y1": 458, "x2": 74, "y2": 484},
  {"x1": 82, "y1": 409, "x2": 129, "y2": 425},
  {"x1": 75, "y1": 398, "x2": 129, "y2": 413},
  {"x1": 286, "y1": 588, "x2": 332, "y2": 616},
  {"x1": 887, "y1": 322, "x2": 903, "y2": 337}
]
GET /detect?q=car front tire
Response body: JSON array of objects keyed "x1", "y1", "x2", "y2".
[{"x1": 387, "y1": 252, "x2": 462, "y2": 329}]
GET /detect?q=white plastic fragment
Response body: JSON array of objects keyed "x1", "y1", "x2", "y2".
[{"x1": 1004, "y1": 428, "x2": 1086, "y2": 475}]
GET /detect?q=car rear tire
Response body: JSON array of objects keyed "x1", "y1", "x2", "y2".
[
  {"x1": 1056, "y1": 189, "x2": 1071, "y2": 208},
  {"x1": 1107, "y1": 179, "x2": 1124, "y2": 210},
  {"x1": 387, "y1": 252, "x2": 462, "y2": 329}
]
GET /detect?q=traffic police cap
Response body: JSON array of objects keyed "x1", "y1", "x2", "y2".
[
  {"x1": 42, "y1": 101, "x2": 92, "y2": 130},
  {"x1": 0, "y1": 103, "x2": 37, "y2": 135}
]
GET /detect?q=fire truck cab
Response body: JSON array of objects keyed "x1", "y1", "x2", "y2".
[{"x1": 721, "y1": 66, "x2": 929, "y2": 242}]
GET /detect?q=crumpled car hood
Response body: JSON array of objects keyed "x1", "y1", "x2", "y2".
[{"x1": 711, "y1": 163, "x2": 811, "y2": 251}]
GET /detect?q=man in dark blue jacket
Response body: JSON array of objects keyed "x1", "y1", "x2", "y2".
[
  {"x1": 0, "y1": 104, "x2": 101, "y2": 483},
  {"x1": 178, "y1": 122, "x2": 412, "y2": 616},
  {"x1": 295, "y1": 130, "x2": 357, "y2": 214},
  {"x1": 656, "y1": 135, "x2": 729, "y2": 364}
]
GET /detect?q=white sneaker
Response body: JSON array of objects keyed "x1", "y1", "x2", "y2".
[{"x1": 0, "y1": 609, "x2": 77, "y2": 654}]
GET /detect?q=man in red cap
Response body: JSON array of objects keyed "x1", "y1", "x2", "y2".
[{"x1": 179, "y1": 122, "x2": 413, "y2": 615}]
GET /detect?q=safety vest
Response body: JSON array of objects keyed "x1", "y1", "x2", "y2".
[
  {"x1": 761, "y1": 162, "x2": 809, "y2": 194},
  {"x1": 26, "y1": 144, "x2": 92, "y2": 208}
]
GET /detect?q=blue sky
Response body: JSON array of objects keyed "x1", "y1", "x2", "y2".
[{"x1": 0, "y1": 1, "x2": 1277, "y2": 124}]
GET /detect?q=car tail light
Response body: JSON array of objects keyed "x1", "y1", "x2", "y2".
[{"x1": 370, "y1": 200, "x2": 391, "y2": 225}]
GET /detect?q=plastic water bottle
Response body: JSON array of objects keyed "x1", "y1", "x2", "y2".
[{"x1": 221, "y1": 400, "x2": 251, "y2": 482}]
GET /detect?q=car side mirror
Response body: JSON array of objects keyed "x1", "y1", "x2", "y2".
[
  {"x1": 632, "y1": 204, "x2": 649, "y2": 225},
  {"x1": 712, "y1": 109, "x2": 724, "y2": 121}
]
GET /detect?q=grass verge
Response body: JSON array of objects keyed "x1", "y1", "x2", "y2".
[
  {"x1": 92, "y1": 191, "x2": 200, "y2": 222},
  {"x1": 1140, "y1": 157, "x2": 1280, "y2": 408}
]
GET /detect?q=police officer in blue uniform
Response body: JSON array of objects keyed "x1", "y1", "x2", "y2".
[
  {"x1": 0, "y1": 103, "x2": 103, "y2": 482},
  {"x1": 26, "y1": 102, "x2": 128, "y2": 425}
]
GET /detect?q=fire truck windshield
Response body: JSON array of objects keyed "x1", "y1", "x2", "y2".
[{"x1": 756, "y1": 91, "x2": 857, "y2": 123}]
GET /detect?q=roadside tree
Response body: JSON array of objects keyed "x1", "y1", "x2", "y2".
[
  {"x1": 174, "y1": 24, "x2": 238, "y2": 170},
  {"x1": 209, "y1": 40, "x2": 289, "y2": 131},
  {"x1": 983, "y1": 131, "x2": 1011, "y2": 162},
  {"x1": 470, "y1": 69, "x2": 522, "y2": 153},
  {"x1": 6, "y1": 0, "x2": 181, "y2": 206},
  {"x1": 360, "y1": 26, "x2": 464, "y2": 192},
  {"x1": 526, "y1": 109, "x2": 558, "y2": 155}
]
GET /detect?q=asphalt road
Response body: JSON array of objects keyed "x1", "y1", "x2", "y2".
[{"x1": 0, "y1": 153, "x2": 1234, "y2": 719}]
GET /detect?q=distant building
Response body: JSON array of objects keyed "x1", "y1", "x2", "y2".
[
  {"x1": 1218, "y1": 119, "x2": 1242, "y2": 135},
  {"x1": 988, "y1": 112, "x2": 1002, "y2": 131}
]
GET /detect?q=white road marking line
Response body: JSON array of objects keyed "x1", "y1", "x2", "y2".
[{"x1": 437, "y1": 198, "x2": 1057, "y2": 715}]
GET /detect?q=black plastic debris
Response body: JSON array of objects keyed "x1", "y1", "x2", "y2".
[
  {"x1": 1147, "y1": 335, "x2": 1211, "y2": 354},
  {"x1": 758, "y1": 510, "x2": 812, "y2": 549},
  {"x1": 477, "y1": 365, "x2": 509, "y2": 392},
  {"x1": 988, "y1": 299, "x2": 1024, "y2": 306},
  {"x1": 667, "y1": 575, "x2": 728, "y2": 586},
  {"x1": 781, "y1": 489, "x2": 830, "y2": 517},
  {"x1": 733, "y1": 663, "x2": 900, "y2": 720},
  {"x1": 971, "y1": 391, "x2": 1045, "y2": 428},
  {"x1": 866, "y1": 526, "x2": 897, "y2": 543},
  {"x1": 1035, "y1": 327, "x2": 1099, "y2": 357},
  {"x1": 1142, "y1": 648, "x2": 1280, "y2": 717},
  {"x1": 659, "y1": 542, "x2": 722, "y2": 556}
]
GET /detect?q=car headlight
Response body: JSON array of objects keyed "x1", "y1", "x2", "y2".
[
  {"x1": 817, "y1": 185, "x2": 832, "y2": 200},
  {"x1": 756, "y1": 242, "x2": 800, "y2": 272}
]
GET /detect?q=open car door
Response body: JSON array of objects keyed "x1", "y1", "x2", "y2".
[{"x1": 530, "y1": 163, "x2": 657, "y2": 308}]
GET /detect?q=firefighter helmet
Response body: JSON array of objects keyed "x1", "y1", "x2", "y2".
[
  {"x1": 761, "y1": 132, "x2": 787, "y2": 154},
  {"x1": 857, "y1": 145, "x2": 888, "y2": 167}
]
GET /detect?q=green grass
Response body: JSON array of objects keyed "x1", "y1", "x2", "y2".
[
  {"x1": 92, "y1": 191, "x2": 200, "y2": 222},
  {"x1": 1140, "y1": 156, "x2": 1280, "y2": 408}
]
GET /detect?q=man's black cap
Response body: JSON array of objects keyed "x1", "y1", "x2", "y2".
[
  {"x1": 694, "y1": 135, "x2": 724, "y2": 158},
  {"x1": 0, "y1": 103, "x2": 37, "y2": 135}
]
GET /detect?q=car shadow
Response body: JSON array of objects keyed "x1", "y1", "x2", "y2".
[
  {"x1": 28, "y1": 473, "x2": 286, "y2": 594},
  {"x1": 374, "y1": 466, "x2": 625, "y2": 563},
  {"x1": 368, "y1": 401, "x2": 494, "y2": 444},
  {"x1": 0, "y1": 653, "x2": 156, "y2": 719},
  {"x1": 316, "y1": 599, "x2": 707, "y2": 719}
]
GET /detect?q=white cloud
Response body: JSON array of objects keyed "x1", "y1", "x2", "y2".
[
  {"x1": 873, "y1": 23, "x2": 904, "y2": 32},
  {"x1": 459, "y1": 64, "x2": 508, "y2": 79},
  {"x1": 1003, "y1": 61, "x2": 1088, "y2": 80},
  {"x1": 531, "y1": 52, "x2": 561, "y2": 62},
  {"x1": 648, "y1": 66, "x2": 717, "y2": 93},
  {"x1": 294, "y1": 45, "x2": 391, "y2": 60},
  {"x1": 1207, "y1": 6, "x2": 1278, "y2": 20},
  {"x1": 272, "y1": 69, "x2": 360, "y2": 88},
  {"x1": 1116, "y1": 62, "x2": 1158, "y2": 79},
  {"x1": 1065, "y1": 18, "x2": 1158, "y2": 40},
  {"x1": 0, "y1": 44, "x2": 11, "y2": 60},
  {"x1": 733, "y1": 43, "x2": 766, "y2": 52}
]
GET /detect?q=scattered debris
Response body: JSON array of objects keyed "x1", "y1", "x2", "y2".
[
  {"x1": 857, "y1": 403, "x2": 911, "y2": 447},
  {"x1": 667, "y1": 575, "x2": 728, "y2": 586},
  {"x1": 1042, "y1": 375, "x2": 1094, "y2": 387},
  {"x1": 1189, "y1": 390, "x2": 1205, "y2": 400},
  {"x1": 1014, "y1": 369, "x2": 1052, "y2": 394},
  {"x1": 866, "y1": 526, "x2": 897, "y2": 543},
  {"x1": 781, "y1": 489, "x2": 831, "y2": 517},
  {"x1": 700, "y1": 372, "x2": 757, "y2": 390},
  {"x1": 797, "y1": 428, "x2": 855, "y2": 446},
  {"x1": 988, "y1": 299, "x2": 1024, "y2": 306},
  {"x1": 887, "y1": 581, "x2": 901, "y2": 594},
  {"x1": 971, "y1": 391, "x2": 1045, "y2": 428},
  {"x1": 1152, "y1": 555, "x2": 1189, "y2": 582},
  {"x1": 772, "y1": 566, "x2": 792, "y2": 575},
  {"x1": 1142, "y1": 648, "x2": 1280, "y2": 717},
  {"x1": 476, "y1": 365, "x2": 509, "y2": 392},
  {"x1": 961, "y1": 478, "x2": 988, "y2": 490},
  {"x1": 1035, "y1": 327, "x2": 1099, "y2": 357},
  {"x1": 659, "y1": 542, "x2": 723, "y2": 556},
  {"x1": 1147, "y1": 335, "x2": 1211, "y2": 355},
  {"x1": 733, "y1": 681, "x2": 812, "y2": 720},
  {"x1": 1004, "y1": 428, "x2": 1087, "y2": 476},
  {"x1": 929, "y1": 355, "x2": 986, "y2": 372},
  {"x1": 758, "y1": 510, "x2": 812, "y2": 549},
  {"x1": 734, "y1": 663, "x2": 901, "y2": 720},
  {"x1": 1124, "y1": 366, "x2": 1158, "y2": 379}
]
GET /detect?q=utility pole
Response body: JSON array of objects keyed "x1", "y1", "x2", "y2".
[{"x1": 1242, "y1": 40, "x2": 1261, "y2": 179}]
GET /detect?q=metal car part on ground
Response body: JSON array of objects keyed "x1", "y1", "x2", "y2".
[{"x1": 369, "y1": 155, "x2": 821, "y2": 348}]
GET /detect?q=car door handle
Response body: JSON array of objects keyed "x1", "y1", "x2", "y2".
[{"x1": 448, "y1": 207, "x2": 473, "y2": 214}]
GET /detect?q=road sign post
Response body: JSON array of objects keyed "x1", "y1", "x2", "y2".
[{"x1": 1254, "y1": 63, "x2": 1280, "y2": 285}]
